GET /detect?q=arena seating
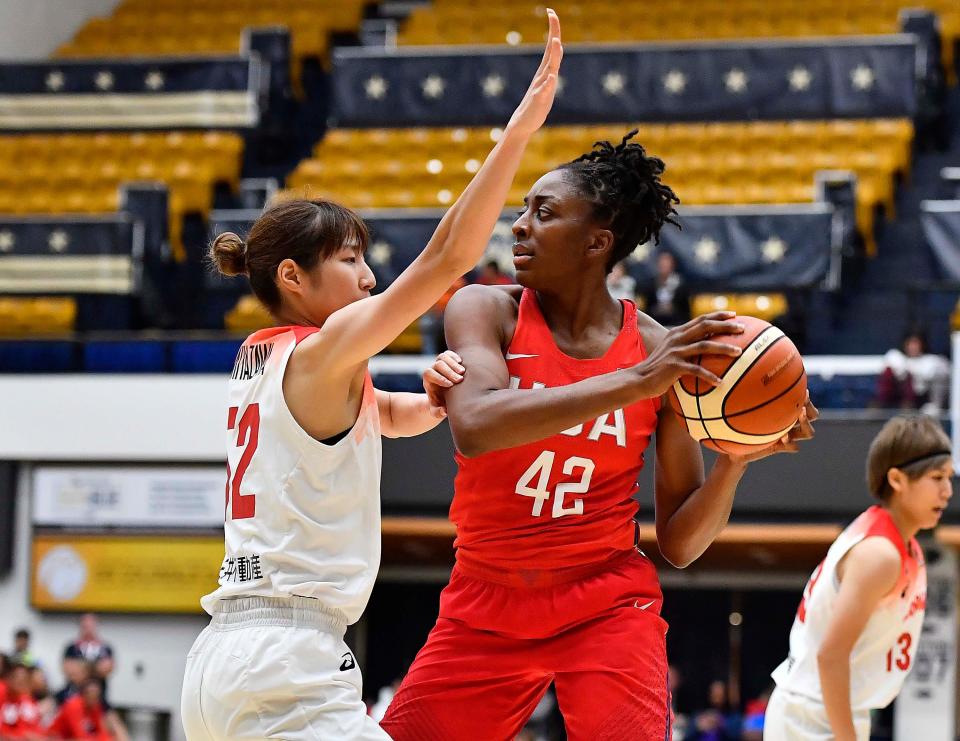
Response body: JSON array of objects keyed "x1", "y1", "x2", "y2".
[
  {"x1": 0, "y1": 131, "x2": 242, "y2": 259},
  {"x1": 399, "y1": 0, "x2": 959, "y2": 81},
  {"x1": 288, "y1": 119, "x2": 912, "y2": 253},
  {"x1": 58, "y1": 0, "x2": 367, "y2": 91}
]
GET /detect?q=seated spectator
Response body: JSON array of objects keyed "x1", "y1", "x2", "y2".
[
  {"x1": 873, "y1": 330, "x2": 949, "y2": 415},
  {"x1": 475, "y1": 259, "x2": 513, "y2": 286},
  {"x1": 741, "y1": 687, "x2": 771, "y2": 741},
  {"x1": 31, "y1": 667, "x2": 55, "y2": 727},
  {"x1": 56, "y1": 659, "x2": 95, "y2": 705},
  {"x1": 47, "y1": 678, "x2": 111, "y2": 741},
  {"x1": 0, "y1": 663, "x2": 45, "y2": 740},
  {"x1": 642, "y1": 250, "x2": 689, "y2": 327},
  {"x1": 64, "y1": 614, "x2": 114, "y2": 699},
  {"x1": 685, "y1": 680, "x2": 740, "y2": 741},
  {"x1": 11, "y1": 629, "x2": 39, "y2": 670},
  {"x1": 607, "y1": 260, "x2": 637, "y2": 301}
]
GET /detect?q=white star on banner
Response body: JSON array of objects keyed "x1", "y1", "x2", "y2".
[
  {"x1": 694, "y1": 236, "x2": 720, "y2": 265},
  {"x1": 48, "y1": 230, "x2": 70, "y2": 253},
  {"x1": 95, "y1": 70, "x2": 114, "y2": 91},
  {"x1": 0, "y1": 230, "x2": 14, "y2": 252},
  {"x1": 481, "y1": 74, "x2": 506, "y2": 98},
  {"x1": 144, "y1": 70, "x2": 165, "y2": 91},
  {"x1": 724, "y1": 68, "x2": 748, "y2": 94},
  {"x1": 601, "y1": 71, "x2": 626, "y2": 96},
  {"x1": 364, "y1": 75, "x2": 387, "y2": 100},
  {"x1": 630, "y1": 242, "x2": 652, "y2": 262},
  {"x1": 421, "y1": 74, "x2": 446, "y2": 100},
  {"x1": 761, "y1": 236, "x2": 788, "y2": 263},
  {"x1": 851, "y1": 64, "x2": 875, "y2": 91},
  {"x1": 368, "y1": 241, "x2": 393, "y2": 267},
  {"x1": 788, "y1": 66, "x2": 812, "y2": 92},
  {"x1": 45, "y1": 71, "x2": 64, "y2": 92},
  {"x1": 663, "y1": 70, "x2": 687, "y2": 95}
]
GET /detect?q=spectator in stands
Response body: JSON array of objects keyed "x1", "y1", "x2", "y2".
[
  {"x1": 64, "y1": 614, "x2": 114, "y2": 695},
  {"x1": 56, "y1": 658, "x2": 95, "y2": 705},
  {"x1": 873, "y1": 329, "x2": 950, "y2": 415},
  {"x1": 47, "y1": 677, "x2": 111, "y2": 741},
  {"x1": 0, "y1": 653, "x2": 8, "y2": 701},
  {"x1": 669, "y1": 664, "x2": 689, "y2": 740},
  {"x1": 31, "y1": 667, "x2": 55, "y2": 726},
  {"x1": 606, "y1": 260, "x2": 637, "y2": 301},
  {"x1": 642, "y1": 250, "x2": 689, "y2": 327},
  {"x1": 419, "y1": 277, "x2": 466, "y2": 356},
  {"x1": 475, "y1": 259, "x2": 514, "y2": 286},
  {"x1": 741, "y1": 686, "x2": 771, "y2": 740},
  {"x1": 0, "y1": 663, "x2": 45, "y2": 740},
  {"x1": 685, "y1": 680, "x2": 740, "y2": 741},
  {"x1": 10, "y1": 629, "x2": 39, "y2": 669}
]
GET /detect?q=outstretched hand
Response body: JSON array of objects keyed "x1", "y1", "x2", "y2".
[{"x1": 505, "y1": 9, "x2": 563, "y2": 138}]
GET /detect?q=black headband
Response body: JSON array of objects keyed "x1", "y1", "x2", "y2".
[{"x1": 891, "y1": 450, "x2": 953, "y2": 470}]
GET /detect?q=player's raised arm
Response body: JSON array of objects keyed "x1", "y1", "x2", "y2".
[{"x1": 301, "y1": 11, "x2": 563, "y2": 374}]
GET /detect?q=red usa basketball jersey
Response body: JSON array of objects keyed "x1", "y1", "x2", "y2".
[
  {"x1": 451, "y1": 289, "x2": 660, "y2": 574},
  {"x1": 771, "y1": 505, "x2": 926, "y2": 710},
  {"x1": 201, "y1": 326, "x2": 382, "y2": 624}
]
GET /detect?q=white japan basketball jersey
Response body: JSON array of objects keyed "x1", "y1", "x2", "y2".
[
  {"x1": 771, "y1": 505, "x2": 926, "y2": 711},
  {"x1": 200, "y1": 325, "x2": 382, "y2": 624}
]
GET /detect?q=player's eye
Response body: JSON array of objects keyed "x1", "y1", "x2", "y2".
[
  {"x1": 537, "y1": 208, "x2": 550, "y2": 219},
  {"x1": 515, "y1": 208, "x2": 527, "y2": 218}
]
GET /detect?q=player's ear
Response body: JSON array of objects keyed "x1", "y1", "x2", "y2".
[
  {"x1": 586, "y1": 228, "x2": 615, "y2": 262},
  {"x1": 276, "y1": 258, "x2": 304, "y2": 296},
  {"x1": 887, "y1": 467, "x2": 907, "y2": 495}
]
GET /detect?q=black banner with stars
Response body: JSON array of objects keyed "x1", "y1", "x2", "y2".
[
  {"x1": 920, "y1": 201, "x2": 960, "y2": 284},
  {"x1": 0, "y1": 56, "x2": 262, "y2": 130},
  {"x1": 207, "y1": 205, "x2": 834, "y2": 292},
  {"x1": 0, "y1": 216, "x2": 139, "y2": 294},
  {"x1": 332, "y1": 37, "x2": 918, "y2": 127}
]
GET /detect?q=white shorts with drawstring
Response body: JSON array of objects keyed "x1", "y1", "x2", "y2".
[{"x1": 181, "y1": 596, "x2": 391, "y2": 740}]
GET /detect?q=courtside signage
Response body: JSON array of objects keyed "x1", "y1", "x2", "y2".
[
  {"x1": 32, "y1": 466, "x2": 225, "y2": 528},
  {"x1": 31, "y1": 534, "x2": 222, "y2": 613}
]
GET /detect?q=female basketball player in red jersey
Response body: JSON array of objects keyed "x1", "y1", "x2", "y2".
[
  {"x1": 381, "y1": 131, "x2": 818, "y2": 740},
  {"x1": 179, "y1": 12, "x2": 563, "y2": 740},
  {"x1": 766, "y1": 415, "x2": 952, "y2": 741}
]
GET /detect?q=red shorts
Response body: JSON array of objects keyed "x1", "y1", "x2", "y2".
[{"x1": 381, "y1": 550, "x2": 670, "y2": 741}]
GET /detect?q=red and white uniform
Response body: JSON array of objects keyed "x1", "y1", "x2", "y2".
[
  {"x1": 766, "y1": 506, "x2": 926, "y2": 740},
  {"x1": 1, "y1": 691, "x2": 42, "y2": 739},
  {"x1": 182, "y1": 326, "x2": 389, "y2": 741},
  {"x1": 383, "y1": 289, "x2": 668, "y2": 741}
]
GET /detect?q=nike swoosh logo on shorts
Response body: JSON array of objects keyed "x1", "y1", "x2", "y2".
[
  {"x1": 505, "y1": 352, "x2": 538, "y2": 360},
  {"x1": 634, "y1": 600, "x2": 656, "y2": 610}
]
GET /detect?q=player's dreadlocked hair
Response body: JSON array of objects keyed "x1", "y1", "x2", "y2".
[{"x1": 559, "y1": 129, "x2": 680, "y2": 272}]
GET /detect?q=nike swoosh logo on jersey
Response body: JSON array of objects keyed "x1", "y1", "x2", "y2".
[
  {"x1": 505, "y1": 352, "x2": 538, "y2": 360},
  {"x1": 634, "y1": 600, "x2": 656, "y2": 611}
]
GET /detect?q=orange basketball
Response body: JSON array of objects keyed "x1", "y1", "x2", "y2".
[{"x1": 667, "y1": 316, "x2": 807, "y2": 455}]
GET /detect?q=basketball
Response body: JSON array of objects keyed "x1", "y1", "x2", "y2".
[{"x1": 668, "y1": 316, "x2": 807, "y2": 455}]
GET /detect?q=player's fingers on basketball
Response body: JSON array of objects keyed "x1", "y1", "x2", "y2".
[
  {"x1": 804, "y1": 396, "x2": 820, "y2": 422},
  {"x1": 681, "y1": 363, "x2": 722, "y2": 387},
  {"x1": 681, "y1": 319, "x2": 744, "y2": 341},
  {"x1": 677, "y1": 340, "x2": 742, "y2": 358}
]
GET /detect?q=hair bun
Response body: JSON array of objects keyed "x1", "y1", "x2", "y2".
[{"x1": 210, "y1": 231, "x2": 247, "y2": 276}]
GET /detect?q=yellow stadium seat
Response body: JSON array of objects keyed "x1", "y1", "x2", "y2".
[
  {"x1": 0, "y1": 297, "x2": 77, "y2": 336},
  {"x1": 225, "y1": 295, "x2": 273, "y2": 332}
]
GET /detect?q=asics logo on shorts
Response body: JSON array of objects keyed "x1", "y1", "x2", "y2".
[{"x1": 340, "y1": 652, "x2": 356, "y2": 671}]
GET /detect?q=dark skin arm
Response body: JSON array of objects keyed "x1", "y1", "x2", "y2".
[
  {"x1": 443, "y1": 284, "x2": 744, "y2": 455},
  {"x1": 443, "y1": 285, "x2": 817, "y2": 567}
]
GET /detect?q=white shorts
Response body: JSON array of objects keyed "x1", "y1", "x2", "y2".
[
  {"x1": 764, "y1": 687, "x2": 870, "y2": 741},
  {"x1": 181, "y1": 596, "x2": 391, "y2": 741}
]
